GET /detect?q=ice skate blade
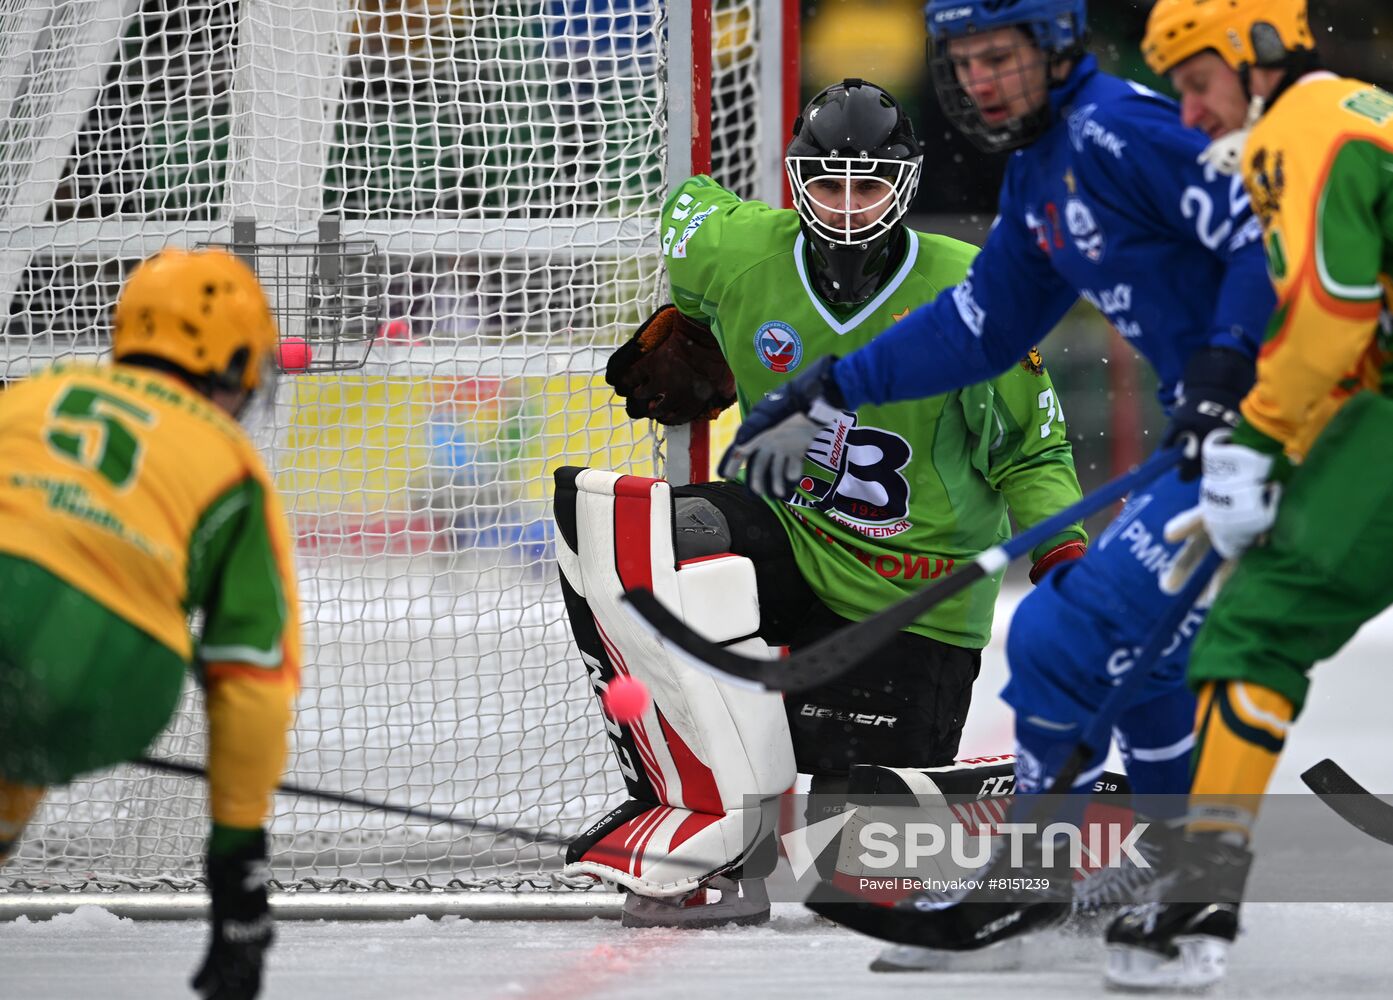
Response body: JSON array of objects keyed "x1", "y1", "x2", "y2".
[
  {"x1": 1105, "y1": 936, "x2": 1230, "y2": 992},
  {"x1": 870, "y1": 938, "x2": 1024, "y2": 973},
  {"x1": 620, "y1": 877, "x2": 770, "y2": 930}
]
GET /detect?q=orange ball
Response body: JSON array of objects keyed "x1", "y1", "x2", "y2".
[
  {"x1": 277, "y1": 336, "x2": 312, "y2": 373},
  {"x1": 602, "y1": 675, "x2": 651, "y2": 724}
]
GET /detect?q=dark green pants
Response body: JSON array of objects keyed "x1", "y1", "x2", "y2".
[
  {"x1": 1189, "y1": 392, "x2": 1393, "y2": 716},
  {"x1": 0, "y1": 554, "x2": 187, "y2": 784}
]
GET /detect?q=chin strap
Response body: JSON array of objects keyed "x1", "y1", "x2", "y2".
[{"x1": 1199, "y1": 93, "x2": 1265, "y2": 177}]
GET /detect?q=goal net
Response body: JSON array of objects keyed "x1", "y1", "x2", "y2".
[{"x1": 0, "y1": 0, "x2": 791, "y2": 903}]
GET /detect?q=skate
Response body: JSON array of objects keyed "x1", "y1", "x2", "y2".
[
  {"x1": 1104, "y1": 901, "x2": 1239, "y2": 991},
  {"x1": 620, "y1": 874, "x2": 770, "y2": 929},
  {"x1": 869, "y1": 938, "x2": 1026, "y2": 973},
  {"x1": 1103, "y1": 832, "x2": 1252, "y2": 992}
]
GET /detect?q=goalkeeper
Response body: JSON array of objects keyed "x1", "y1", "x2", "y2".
[
  {"x1": 0, "y1": 249, "x2": 300, "y2": 1000},
  {"x1": 561, "y1": 79, "x2": 1086, "y2": 937}
]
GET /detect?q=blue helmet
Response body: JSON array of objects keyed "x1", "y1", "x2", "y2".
[
  {"x1": 925, "y1": 0, "x2": 1086, "y2": 52},
  {"x1": 923, "y1": 0, "x2": 1088, "y2": 152}
]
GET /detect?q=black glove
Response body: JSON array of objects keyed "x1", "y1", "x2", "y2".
[
  {"x1": 1162, "y1": 347, "x2": 1255, "y2": 480},
  {"x1": 606, "y1": 305, "x2": 736, "y2": 425},
  {"x1": 193, "y1": 832, "x2": 274, "y2": 1000}
]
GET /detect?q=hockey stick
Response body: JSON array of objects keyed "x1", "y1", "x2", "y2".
[
  {"x1": 1300, "y1": 759, "x2": 1393, "y2": 846},
  {"x1": 805, "y1": 548, "x2": 1225, "y2": 944},
  {"x1": 135, "y1": 755, "x2": 569, "y2": 847},
  {"x1": 622, "y1": 446, "x2": 1183, "y2": 693}
]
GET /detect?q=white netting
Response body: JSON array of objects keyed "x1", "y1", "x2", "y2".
[{"x1": 0, "y1": 0, "x2": 783, "y2": 893}]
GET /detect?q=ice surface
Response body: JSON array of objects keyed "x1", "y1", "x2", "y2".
[
  {"x1": 4, "y1": 903, "x2": 1393, "y2": 999},
  {"x1": 5, "y1": 587, "x2": 1393, "y2": 997}
]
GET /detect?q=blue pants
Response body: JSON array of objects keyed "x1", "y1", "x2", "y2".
[{"x1": 1004, "y1": 466, "x2": 1202, "y2": 794}]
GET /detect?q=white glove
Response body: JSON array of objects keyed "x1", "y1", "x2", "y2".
[
  {"x1": 1161, "y1": 506, "x2": 1232, "y2": 607},
  {"x1": 1197, "y1": 430, "x2": 1281, "y2": 559}
]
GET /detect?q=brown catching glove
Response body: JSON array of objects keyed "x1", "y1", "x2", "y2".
[{"x1": 606, "y1": 304, "x2": 736, "y2": 425}]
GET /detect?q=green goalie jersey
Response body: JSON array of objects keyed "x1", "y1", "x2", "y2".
[{"x1": 663, "y1": 175, "x2": 1086, "y2": 648}]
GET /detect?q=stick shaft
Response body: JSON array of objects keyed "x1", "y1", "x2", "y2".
[{"x1": 135, "y1": 756, "x2": 569, "y2": 846}]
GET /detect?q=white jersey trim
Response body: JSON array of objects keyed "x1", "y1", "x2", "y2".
[{"x1": 793, "y1": 232, "x2": 920, "y2": 336}]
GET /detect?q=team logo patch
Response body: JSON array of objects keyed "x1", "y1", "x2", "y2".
[
  {"x1": 1247, "y1": 147, "x2": 1286, "y2": 227},
  {"x1": 1065, "y1": 197, "x2": 1105, "y2": 262},
  {"x1": 755, "y1": 321, "x2": 803, "y2": 373}
]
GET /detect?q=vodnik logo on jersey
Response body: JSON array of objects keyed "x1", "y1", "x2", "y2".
[
  {"x1": 754, "y1": 321, "x2": 803, "y2": 373},
  {"x1": 786, "y1": 408, "x2": 914, "y2": 538}
]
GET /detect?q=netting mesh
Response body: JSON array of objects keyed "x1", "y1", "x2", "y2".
[{"x1": 0, "y1": 0, "x2": 781, "y2": 893}]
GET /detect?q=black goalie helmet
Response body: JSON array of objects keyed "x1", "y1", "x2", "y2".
[{"x1": 786, "y1": 80, "x2": 924, "y2": 305}]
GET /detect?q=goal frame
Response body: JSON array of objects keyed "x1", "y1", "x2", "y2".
[{"x1": 0, "y1": 0, "x2": 799, "y2": 921}]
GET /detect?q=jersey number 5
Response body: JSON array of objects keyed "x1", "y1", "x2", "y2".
[{"x1": 45, "y1": 386, "x2": 154, "y2": 488}]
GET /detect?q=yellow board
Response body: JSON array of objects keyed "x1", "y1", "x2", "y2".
[{"x1": 277, "y1": 372, "x2": 661, "y2": 519}]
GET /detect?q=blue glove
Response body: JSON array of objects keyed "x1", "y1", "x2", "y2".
[
  {"x1": 1162, "y1": 347, "x2": 1255, "y2": 480},
  {"x1": 717, "y1": 355, "x2": 848, "y2": 500}
]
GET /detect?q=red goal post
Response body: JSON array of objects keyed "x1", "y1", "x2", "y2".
[{"x1": 666, "y1": 0, "x2": 801, "y2": 486}]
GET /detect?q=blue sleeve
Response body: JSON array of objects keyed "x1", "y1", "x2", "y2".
[
  {"x1": 1206, "y1": 230, "x2": 1272, "y2": 360},
  {"x1": 833, "y1": 176, "x2": 1077, "y2": 409},
  {"x1": 1103, "y1": 89, "x2": 1272, "y2": 359}
]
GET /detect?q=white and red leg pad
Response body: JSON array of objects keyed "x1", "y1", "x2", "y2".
[{"x1": 554, "y1": 467, "x2": 795, "y2": 898}]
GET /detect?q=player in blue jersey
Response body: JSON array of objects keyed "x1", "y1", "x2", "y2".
[{"x1": 717, "y1": 0, "x2": 1277, "y2": 956}]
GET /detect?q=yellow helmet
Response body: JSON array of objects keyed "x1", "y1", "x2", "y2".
[
  {"x1": 1143, "y1": 0, "x2": 1314, "y2": 77},
  {"x1": 111, "y1": 248, "x2": 278, "y2": 394}
]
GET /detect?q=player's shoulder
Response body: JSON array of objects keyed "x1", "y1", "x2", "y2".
[
  {"x1": 907, "y1": 229, "x2": 979, "y2": 284},
  {"x1": 663, "y1": 175, "x2": 791, "y2": 229},
  {"x1": 103, "y1": 362, "x2": 259, "y2": 461},
  {"x1": 662, "y1": 174, "x2": 798, "y2": 270},
  {"x1": 1251, "y1": 75, "x2": 1393, "y2": 154},
  {"x1": 1066, "y1": 73, "x2": 1202, "y2": 160}
]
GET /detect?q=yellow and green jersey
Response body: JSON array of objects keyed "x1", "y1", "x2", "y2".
[
  {"x1": 663, "y1": 176, "x2": 1085, "y2": 648},
  {"x1": 0, "y1": 363, "x2": 299, "y2": 829},
  {"x1": 1237, "y1": 75, "x2": 1393, "y2": 459}
]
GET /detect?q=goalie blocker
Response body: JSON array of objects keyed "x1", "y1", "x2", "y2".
[{"x1": 554, "y1": 467, "x2": 981, "y2": 927}]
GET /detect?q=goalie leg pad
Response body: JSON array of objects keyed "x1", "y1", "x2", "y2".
[{"x1": 554, "y1": 468, "x2": 794, "y2": 897}]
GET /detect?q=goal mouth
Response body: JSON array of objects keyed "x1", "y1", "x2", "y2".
[{"x1": 0, "y1": 0, "x2": 796, "y2": 912}]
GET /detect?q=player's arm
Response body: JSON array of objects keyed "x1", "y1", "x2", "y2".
[
  {"x1": 1118, "y1": 90, "x2": 1274, "y2": 362},
  {"x1": 968, "y1": 356, "x2": 1087, "y2": 582},
  {"x1": 187, "y1": 472, "x2": 300, "y2": 1000},
  {"x1": 1117, "y1": 94, "x2": 1276, "y2": 471},
  {"x1": 191, "y1": 476, "x2": 299, "y2": 838},
  {"x1": 606, "y1": 175, "x2": 757, "y2": 424},
  {"x1": 719, "y1": 178, "x2": 1077, "y2": 499},
  {"x1": 832, "y1": 183, "x2": 1078, "y2": 408},
  {"x1": 1237, "y1": 137, "x2": 1392, "y2": 455}
]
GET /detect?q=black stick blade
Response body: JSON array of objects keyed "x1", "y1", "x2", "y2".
[
  {"x1": 1301, "y1": 758, "x2": 1393, "y2": 847},
  {"x1": 621, "y1": 562, "x2": 988, "y2": 694},
  {"x1": 620, "y1": 587, "x2": 781, "y2": 692}
]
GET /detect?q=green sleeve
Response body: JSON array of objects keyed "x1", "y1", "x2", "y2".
[
  {"x1": 962, "y1": 355, "x2": 1087, "y2": 561},
  {"x1": 661, "y1": 175, "x2": 786, "y2": 325},
  {"x1": 186, "y1": 477, "x2": 289, "y2": 670}
]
